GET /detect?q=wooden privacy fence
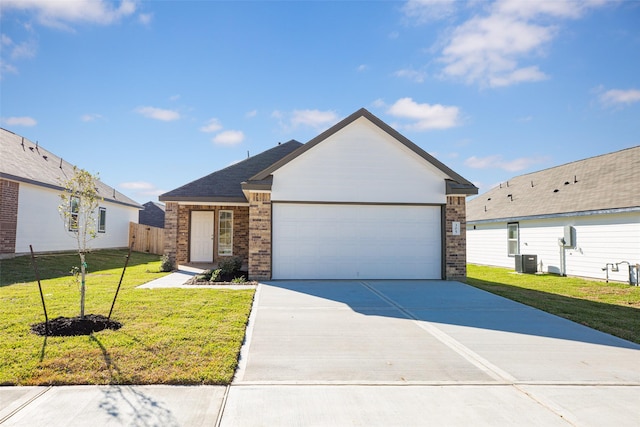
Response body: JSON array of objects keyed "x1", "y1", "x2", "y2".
[{"x1": 129, "y1": 222, "x2": 164, "y2": 255}]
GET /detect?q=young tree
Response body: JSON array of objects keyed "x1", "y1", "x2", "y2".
[{"x1": 58, "y1": 166, "x2": 103, "y2": 319}]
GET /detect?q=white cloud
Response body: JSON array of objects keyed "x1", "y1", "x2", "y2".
[
  {"x1": 138, "y1": 13, "x2": 153, "y2": 26},
  {"x1": 290, "y1": 109, "x2": 338, "y2": 129},
  {"x1": 387, "y1": 97, "x2": 460, "y2": 130},
  {"x1": 119, "y1": 181, "x2": 156, "y2": 191},
  {"x1": 245, "y1": 109, "x2": 258, "y2": 118},
  {"x1": 1, "y1": 0, "x2": 137, "y2": 29},
  {"x1": 273, "y1": 109, "x2": 339, "y2": 132},
  {"x1": 1, "y1": 116, "x2": 37, "y2": 127},
  {"x1": 169, "y1": 94, "x2": 180, "y2": 101},
  {"x1": 402, "y1": 0, "x2": 457, "y2": 23},
  {"x1": 200, "y1": 118, "x2": 223, "y2": 133},
  {"x1": 600, "y1": 89, "x2": 640, "y2": 107},
  {"x1": 0, "y1": 61, "x2": 19, "y2": 78},
  {"x1": 436, "y1": 0, "x2": 608, "y2": 87},
  {"x1": 464, "y1": 154, "x2": 547, "y2": 172},
  {"x1": 10, "y1": 40, "x2": 37, "y2": 60},
  {"x1": 81, "y1": 113, "x2": 103, "y2": 122},
  {"x1": 135, "y1": 106, "x2": 180, "y2": 121},
  {"x1": 119, "y1": 181, "x2": 165, "y2": 200},
  {"x1": 357, "y1": 64, "x2": 368, "y2": 72},
  {"x1": 394, "y1": 68, "x2": 426, "y2": 83},
  {"x1": 213, "y1": 130, "x2": 244, "y2": 146},
  {"x1": 1, "y1": 35, "x2": 13, "y2": 46}
]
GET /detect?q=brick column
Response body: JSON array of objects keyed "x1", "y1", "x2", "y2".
[
  {"x1": 445, "y1": 195, "x2": 467, "y2": 281},
  {"x1": 0, "y1": 179, "x2": 19, "y2": 255},
  {"x1": 163, "y1": 202, "x2": 179, "y2": 267},
  {"x1": 248, "y1": 192, "x2": 272, "y2": 280}
]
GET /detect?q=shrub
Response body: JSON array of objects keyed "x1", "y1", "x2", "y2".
[
  {"x1": 160, "y1": 254, "x2": 174, "y2": 272},
  {"x1": 231, "y1": 276, "x2": 247, "y2": 283},
  {"x1": 218, "y1": 257, "x2": 242, "y2": 275}
]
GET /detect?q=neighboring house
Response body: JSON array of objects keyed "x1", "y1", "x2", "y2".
[
  {"x1": 139, "y1": 201, "x2": 165, "y2": 228},
  {"x1": 160, "y1": 108, "x2": 477, "y2": 280},
  {"x1": 0, "y1": 128, "x2": 142, "y2": 257},
  {"x1": 467, "y1": 146, "x2": 640, "y2": 283}
]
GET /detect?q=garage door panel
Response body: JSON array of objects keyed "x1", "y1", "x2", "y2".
[{"x1": 272, "y1": 204, "x2": 441, "y2": 280}]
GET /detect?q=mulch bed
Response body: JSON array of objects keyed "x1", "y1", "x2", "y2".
[
  {"x1": 185, "y1": 270, "x2": 257, "y2": 286},
  {"x1": 31, "y1": 314, "x2": 122, "y2": 337}
]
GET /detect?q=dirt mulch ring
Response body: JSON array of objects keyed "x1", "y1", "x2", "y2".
[{"x1": 31, "y1": 314, "x2": 122, "y2": 337}]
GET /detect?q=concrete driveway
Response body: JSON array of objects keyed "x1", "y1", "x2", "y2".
[
  {"x1": 2, "y1": 279, "x2": 639, "y2": 426},
  {"x1": 224, "y1": 280, "x2": 640, "y2": 426}
]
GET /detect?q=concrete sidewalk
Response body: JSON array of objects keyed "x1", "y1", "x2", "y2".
[{"x1": 2, "y1": 280, "x2": 639, "y2": 426}]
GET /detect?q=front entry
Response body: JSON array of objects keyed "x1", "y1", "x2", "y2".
[{"x1": 190, "y1": 211, "x2": 214, "y2": 262}]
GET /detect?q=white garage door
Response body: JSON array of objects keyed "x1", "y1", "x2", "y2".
[{"x1": 272, "y1": 204, "x2": 441, "y2": 280}]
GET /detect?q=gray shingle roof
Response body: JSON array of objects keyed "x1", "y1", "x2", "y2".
[
  {"x1": 159, "y1": 140, "x2": 303, "y2": 203},
  {"x1": 0, "y1": 128, "x2": 141, "y2": 208},
  {"x1": 139, "y1": 201, "x2": 166, "y2": 228},
  {"x1": 467, "y1": 145, "x2": 640, "y2": 222}
]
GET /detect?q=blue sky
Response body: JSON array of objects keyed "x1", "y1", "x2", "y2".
[{"x1": 1, "y1": 0, "x2": 639, "y2": 203}]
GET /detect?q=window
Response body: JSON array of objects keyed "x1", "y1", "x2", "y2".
[
  {"x1": 69, "y1": 196, "x2": 79, "y2": 231},
  {"x1": 507, "y1": 222, "x2": 519, "y2": 256},
  {"x1": 218, "y1": 210, "x2": 233, "y2": 256},
  {"x1": 98, "y1": 207, "x2": 106, "y2": 233}
]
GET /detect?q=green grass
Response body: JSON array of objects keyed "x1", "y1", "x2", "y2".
[
  {"x1": 466, "y1": 264, "x2": 640, "y2": 344},
  {"x1": 0, "y1": 250, "x2": 255, "y2": 385}
]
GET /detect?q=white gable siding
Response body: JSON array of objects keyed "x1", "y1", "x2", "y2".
[
  {"x1": 15, "y1": 183, "x2": 138, "y2": 254},
  {"x1": 468, "y1": 212, "x2": 640, "y2": 283},
  {"x1": 271, "y1": 117, "x2": 448, "y2": 204}
]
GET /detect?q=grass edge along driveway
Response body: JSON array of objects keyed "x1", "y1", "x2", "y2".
[
  {"x1": 0, "y1": 250, "x2": 255, "y2": 386},
  {"x1": 467, "y1": 264, "x2": 640, "y2": 344}
]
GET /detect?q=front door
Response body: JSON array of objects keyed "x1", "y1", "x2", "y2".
[{"x1": 190, "y1": 211, "x2": 214, "y2": 262}]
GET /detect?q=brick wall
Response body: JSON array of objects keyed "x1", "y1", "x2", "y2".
[
  {"x1": 445, "y1": 195, "x2": 467, "y2": 281},
  {"x1": 163, "y1": 202, "x2": 179, "y2": 266},
  {"x1": 163, "y1": 202, "x2": 249, "y2": 266},
  {"x1": 0, "y1": 179, "x2": 19, "y2": 255},
  {"x1": 248, "y1": 192, "x2": 272, "y2": 280}
]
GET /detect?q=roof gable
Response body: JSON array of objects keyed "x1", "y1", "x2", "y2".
[
  {"x1": 247, "y1": 108, "x2": 477, "y2": 195},
  {"x1": 159, "y1": 140, "x2": 303, "y2": 203},
  {"x1": 0, "y1": 128, "x2": 141, "y2": 208},
  {"x1": 467, "y1": 145, "x2": 640, "y2": 222}
]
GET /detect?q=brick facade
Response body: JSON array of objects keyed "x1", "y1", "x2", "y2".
[
  {"x1": 444, "y1": 195, "x2": 467, "y2": 281},
  {"x1": 248, "y1": 192, "x2": 272, "y2": 280},
  {"x1": 163, "y1": 202, "x2": 249, "y2": 266},
  {"x1": 0, "y1": 179, "x2": 19, "y2": 255}
]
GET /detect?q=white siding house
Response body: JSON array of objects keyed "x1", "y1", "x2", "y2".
[
  {"x1": 467, "y1": 146, "x2": 640, "y2": 284},
  {"x1": 1, "y1": 128, "x2": 142, "y2": 257}
]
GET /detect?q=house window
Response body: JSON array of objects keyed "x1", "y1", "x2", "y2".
[
  {"x1": 507, "y1": 222, "x2": 519, "y2": 256},
  {"x1": 69, "y1": 196, "x2": 80, "y2": 231},
  {"x1": 98, "y1": 207, "x2": 106, "y2": 233},
  {"x1": 218, "y1": 210, "x2": 233, "y2": 256}
]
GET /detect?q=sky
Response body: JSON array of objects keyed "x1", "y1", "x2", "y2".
[{"x1": 1, "y1": 0, "x2": 639, "y2": 203}]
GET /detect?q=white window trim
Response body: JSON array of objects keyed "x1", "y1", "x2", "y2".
[
  {"x1": 507, "y1": 222, "x2": 519, "y2": 257},
  {"x1": 218, "y1": 210, "x2": 233, "y2": 256},
  {"x1": 69, "y1": 196, "x2": 80, "y2": 231},
  {"x1": 98, "y1": 207, "x2": 106, "y2": 233}
]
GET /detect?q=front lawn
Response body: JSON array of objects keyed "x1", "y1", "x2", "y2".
[
  {"x1": 0, "y1": 250, "x2": 254, "y2": 385},
  {"x1": 466, "y1": 264, "x2": 640, "y2": 344}
]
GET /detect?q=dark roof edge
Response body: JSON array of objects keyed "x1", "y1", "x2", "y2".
[
  {"x1": 0, "y1": 172, "x2": 142, "y2": 209},
  {"x1": 248, "y1": 108, "x2": 477, "y2": 189},
  {"x1": 240, "y1": 181, "x2": 273, "y2": 192},
  {"x1": 158, "y1": 195, "x2": 248, "y2": 204},
  {"x1": 446, "y1": 179, "x2": 479, "y2": 196},
  {"x1": 468, "y1": 206, "x2": 640, "y2": 224}
]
